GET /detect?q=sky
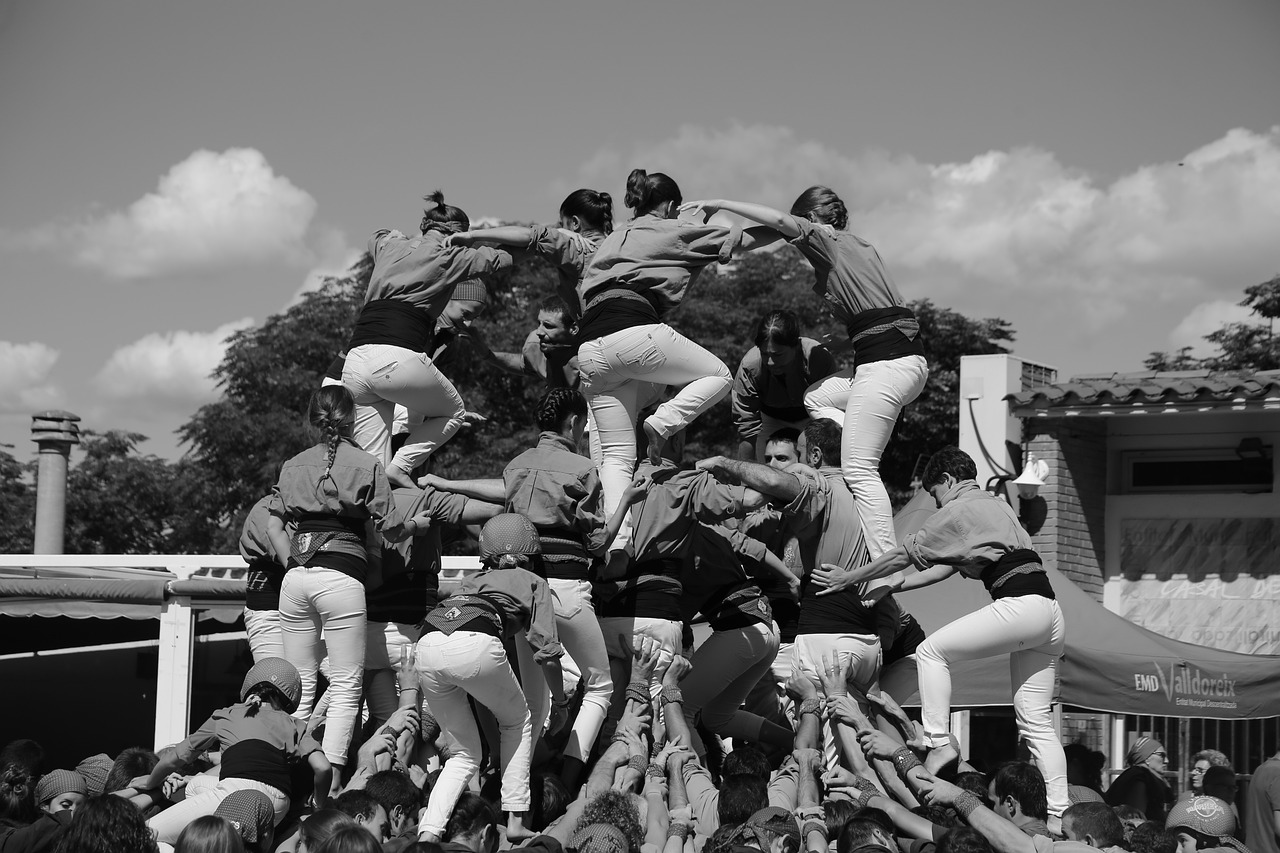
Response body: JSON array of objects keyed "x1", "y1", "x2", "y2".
[{"x1": 1, "y1": 0, "x2": 1278, "y2": 461}]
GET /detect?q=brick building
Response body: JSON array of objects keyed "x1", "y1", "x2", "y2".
[{"x1": 956, "y1": 355, "x2": 1280, "y2": 777}]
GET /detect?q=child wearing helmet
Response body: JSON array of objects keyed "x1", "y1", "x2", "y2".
[
  {"x1": 141, "y1": 658, "x2": 331, "y2": 844},
  {"x1": 414, "y1": 513, "x2": 568, "y2": 844},
  {"x1": 1166, "y1": 795, "x2": 1248, "y2": 853}
]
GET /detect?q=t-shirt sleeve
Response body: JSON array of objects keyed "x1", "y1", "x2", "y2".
[
  {"x1": 447, "y1": 245, "x2": 514, "y2": 282},
  {"x1": 367, "y1": 229, "x2": 394, "y2": 258},
  {"x1": 787, "y1": 218, "x2": 836, "y2": 271},
  {"x1": 173, "y1": 710, "x2": 224, "y2": 763},
  {"x1": 731, "y1": 353, "x2": 762, "y2": 442},
  {"x1": 681, "y1": 222, "x2": 742, "y2": 266},
  {"x1": 900, "y1": 507, "x2": 970, "y2": 570},
  {"x1": 688, "y1": 472, "x2": 746, "y2": 523},
  {"x1": 781, "y1": 468, "x2": 828, "y2": 529}
]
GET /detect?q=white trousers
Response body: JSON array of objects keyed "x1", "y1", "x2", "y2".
[
  {"x1": 148, "y1": 776, "x2": 288, "y2": 844},
  {"x1": 416, "y1": 630, "x2": 532, "y2": 838},
  {"x1": 364, "y1": 620, "x2": 421, "y2": 728},
  {"x1": 280, "y1": 566, "x2": 366, "y2": 765},
  {"x1": 515, "y1": 579, "x2": 612, "y2": 764},
  {"x1": 916, "y1": 593, "x2": 1067, "y2": 818},
  {"x1": 579, "y1": 324, "x2": 731, "y2": 552},
  {"x1": 244, "y1": 608, "x2": 285, "y2": 662},
  {"x1": 794, "y1": 632, "x2": 882, "y2": 768},
  {"x1": 804, "y1": 354, "x2": 928, "y2": 558},
  {"x1": 343, "y1": 343, "x2": 466, "y2": 479}
]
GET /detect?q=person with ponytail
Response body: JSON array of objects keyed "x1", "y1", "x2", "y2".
[
  {"x1": 575, "y1": 169, "x2": 770, "y2": 565},
  {"x1": 731, "y1": 309, "x2": 839, "y2": 461},
  {"x1": 420, "y1": 389, "x2": 625, "y2": 791},
  {"x1": 681, "y1": 188, "x2": 929, "y2": 561},
  {"x1": 266, "y1": 386, "x2": 435, "y2": 792},
  {"x1": 446, "y1": 188, "x2": 614, "y2": 317},
  {"x1": 342, "y1": 190, "x2": 513, "y2": 489},
  {"x1": 141, "y1": 659, "x2": 330, "y2": 844}
]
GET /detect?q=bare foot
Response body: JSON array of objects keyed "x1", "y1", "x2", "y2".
[
  {"x1": 642, "y1": 419, "x2": 664, "y2": 465},
  {"x1": 924, "y1": 742, "x2": 960, "y2": 775}
]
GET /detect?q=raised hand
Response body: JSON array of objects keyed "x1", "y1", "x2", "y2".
[{"x1": 817, "y1": 653, "x2": 850, "y2": 698}]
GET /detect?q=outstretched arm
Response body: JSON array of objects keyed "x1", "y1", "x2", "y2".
[
  {"x1": 696, "y1": 456, "x2": 803, "y2": 503},
  {"x1": 812, "y1": 546, "x2": 913, "y2": 596},
  {"x1": 447, "y1": 226, "x2": 535, "y2": 249},
  {"x1": 681, "y1": 200, "x2": 804, "y2": 239},
  {"x1": 418, "y1": 475, "x2": 505, "y2": 503}
]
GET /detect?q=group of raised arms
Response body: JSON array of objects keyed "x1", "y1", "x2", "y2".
[{"x1": 8, "y1": 169, "x2": 1121, "y2": 853}]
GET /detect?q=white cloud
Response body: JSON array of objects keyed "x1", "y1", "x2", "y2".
[
  {"x1": 571, "y1": 124, "x2": 1280, "y2": 334},
  {"x1": 1167, "y1": 300, "x2": 1258, "y2": 357},
  {"x1": 94, "y1": 318, "x2": 255, "y2": 406},
  {"x1": 0, "y1": 341, "x2": 63, "y2": 414},
  {"x1": 19, "y1": 148, "x2": 319, "y2": 279}
]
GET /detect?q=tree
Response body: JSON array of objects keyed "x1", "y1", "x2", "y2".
[
  {"x1": 1145, "y1": 275, "x2": 1280, "y2": 372},
  {"x1": 177, "y1": 239, "x2": 1017, "y2": 548},
  {"x1": 0, "y1": 448, "x2": 35, "y2": 553},
  {"x1": 63, "y1": 431, "x2": 179, "y2": 554}
]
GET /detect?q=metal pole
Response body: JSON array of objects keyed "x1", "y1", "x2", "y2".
[{"x1": 30, "y1": 411, "x2": 80, "y2": 554}]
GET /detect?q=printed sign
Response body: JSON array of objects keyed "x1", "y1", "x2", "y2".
[{"x1": 1117, "y1": 518, "x2": 1280, "y2": 655}]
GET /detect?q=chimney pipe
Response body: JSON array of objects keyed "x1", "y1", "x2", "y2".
[{"x1": 31, "y1": 410, "x2": 80, "y2": 554}]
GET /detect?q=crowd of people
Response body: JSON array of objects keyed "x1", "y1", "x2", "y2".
[{"x1": 3, "y1": 172, "x2": 1276, "y2": 853}]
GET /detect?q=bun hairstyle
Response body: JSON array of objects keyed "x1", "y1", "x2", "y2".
[
  {"x1": 421, "y1": 190, "x2": 470, "y2": 235},
  {"x1": 307, "y1": 386, "x2": 357, "y2": 493},
  {"x1": 560, "y1": 189, "x2": 614, "y2": 235},
  {"x1": 624, "y1": 169, "x2": 682, "y2": 217},
  {"x1": 536, "y1": 388, "x2": 588, "y2": 432},
  {"x1": 790, "y1": 185, "x2": 849, "y2": 231},
  {"x1": 753, "y1": 309, "x2": 802, "y2": 350}
]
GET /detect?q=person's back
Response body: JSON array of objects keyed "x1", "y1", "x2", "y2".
[{"x1": 1247, "y1": 753, "x2": 1280, "y2": 853}]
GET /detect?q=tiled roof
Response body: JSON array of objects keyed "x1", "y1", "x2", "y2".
[{"x1": 1006, "y1": 368, "x2": 1280, "y2": 415}]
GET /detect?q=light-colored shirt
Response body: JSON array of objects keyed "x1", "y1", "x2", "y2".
[
  {"x1": 578, "y1": 214, "x2": 740, "y2": 315},
  {"x1": 787, "y1": 219, "x2": 906, "y2": 327},
  {"x1": 901, "y1": 480, "x2": 1035, "y2": 578},
  {"x1": 363, "y1": 229, "x2": 512, "y2": 318},
  {"x1": 732, "y1": 337, "x2": 838, "y2": 440},
  {"x1": 503, "y1": 433, "x2": 606, "y2": 553}
]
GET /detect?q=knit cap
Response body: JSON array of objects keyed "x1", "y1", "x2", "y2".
[
  {"x1": 571, "y1": 823, "x2": 629, "y2": 853},
  {"x1": 450, "y1": 280, "x2": 488, "y2": 306},
  {"x1": 1127, "y1": 736, "x2": 1165, "y2": 766},
  {"x1": 74, "y1": 754, "x2": 113, "y2": 796},
  {"x1": 214, "y1": 789, "x2": 275, "y2": 843},
  {"x1": 34, "y1": 770, "x2": 87, "y2": 806},
  {"x1": 240, "y1": 657, "x2": 303, "y2": 713}
]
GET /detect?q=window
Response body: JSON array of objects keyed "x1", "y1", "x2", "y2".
[{"x1": 1121, "y1": 447, "x2": 1273, "y2": 494}]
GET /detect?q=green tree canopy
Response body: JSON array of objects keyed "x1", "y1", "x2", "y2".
[{"x1": 1145, "y1": 275, "x2": 1280, "y2": 372}]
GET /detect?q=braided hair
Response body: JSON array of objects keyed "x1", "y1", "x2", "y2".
[
  {"x1": 307, "y1": 386, "x2": 356, "y2": 498},
  {"x1": 560, "y1": 188, "x2": 613, "y2": 235},
  {"x1": 535, "y1": 388, "x2": 587, "y2": 432},
  {"x1": 624, "y1": 169, "x2": 681, "y2": 218},
  {"x1": 790, "y1": 184, "x2": 849, "y2": 231},
  {"x1": 420, "y1": 189, "x2": 470, "y2": 235}
]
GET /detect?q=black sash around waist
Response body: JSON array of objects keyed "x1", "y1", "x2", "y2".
[
  {"x1": 537, "y1": 527, "x2": 590, "y2": 580},
  {"x1": 348, "y1": 298, "x2": 436, "y2": 354},
  {"x1": 980, "y1": 549, "x2": 1054, "y2": 601},
  {"x1": 423, "y1": 593, "x2": 506, "y2": 638},
  {"x1": 845, "y1": 306, "x2": 925, "y2": 368}
]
